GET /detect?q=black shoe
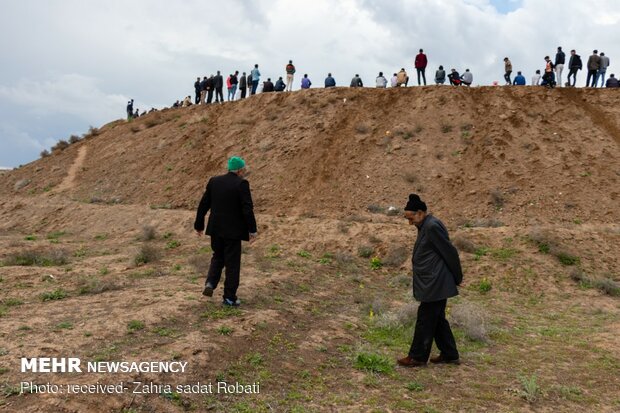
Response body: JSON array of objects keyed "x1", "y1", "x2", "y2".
[
  {"x1": 430, "y1": 354, "x2": 460, "y2": 365},
  {"x1": 202, "y1": 283, "x2": 214, "y2": 297},
  {"x1": 222, "y1": 298, "x2": 241, "y2": 307}
]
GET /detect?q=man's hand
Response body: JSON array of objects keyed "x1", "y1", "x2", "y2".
[
  {"x1": 249, "y1": 233, "x2": 258, "y2": 244},
  {"x1": 195, "y1": 230, "x2": 203, "y2": 237}
]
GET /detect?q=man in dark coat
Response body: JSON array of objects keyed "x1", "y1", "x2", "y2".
[
  {"x1": 567, "y1": 50, "x2": 582, "y2": 87},
  {"x1": 214, "y1": 70, "x2": 224, "y2": 103},
  {"x1": 239, "y1": 72, "x2": 247, "y2": 99},
  {"x1": 194, "y1": 77, "x2": 201, "y2": 104},
  {"x1": 398, "y1": 194, "x2": 462, "y2": 367},
  {"x1": 194, "y1": 156, "x2": 258, "y2": 306},
  {"x1": 415, "y1": 49, "x2": 428, "y2": 85},
  {"x1": 206, "y1": 75, "x2": 215, "y2": 104}
]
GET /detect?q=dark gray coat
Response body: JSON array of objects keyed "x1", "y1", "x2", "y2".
[{"x1": 411, "y1": 215, "x2": 462, "y2": 302}]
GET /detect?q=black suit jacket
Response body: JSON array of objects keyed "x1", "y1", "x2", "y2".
[{"x1": 194, "y1": 172, "x2": 257, "y2": 241}]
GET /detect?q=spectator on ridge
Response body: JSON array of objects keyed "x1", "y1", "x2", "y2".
[
  {"x1": 503, "y1": 57, "x2": 512, "y2": 85},
  {"x1": 214, "y1": 71, "x2": 224, "y2": 103},
  {"x1": 199, "y1": 76, "x2": 208, "y2": 104},
  {"x1": 275, "y1": 77, "x2": 286, "y2": 92},
  {"x1": 542, "y1": 56, "x2": 556, "y2": 88},
  {"x1": 532, "y1": 69, "x2": 541, "y2": 86},
  {"x1": 447, "y1": 69, "x2": 461, "y2": 86},
  {"x1": 194, "y1": 77, "x2": 201, "y2": 104},
  {"x1": 206, "y1": 75, "x2": 215, "y2": 104},
  {"x1": 606, "y1": 74, "x2": 619, "y2": 88},
  {"x1": 586, "y1": 50, "x2": 601, "y2": 87},
  {"x1": 555, "y1": 47, "x2": 565, "y2": 87},
  {"x1": 376, "y1": 72, "x2": 388, "y2": 88},
  {"x1": 325, "y1": 73, "x2": 336, "y2": 88},
  {"x1": 435, "y1": 65, "x2": 446, "y2": 85},
  {"x1": 391, "y1": 73, "x2": 398, "y2": 87},
  {"x1": 183, "y1": 96, "x2": 192, "y2": 107},
  {"x1": 263, "y1": 78, "x2": 274, "y2": 93},
  {"x1": 350, "y1": 74, "x2": 363, "y2": 87},
  {"x1": 513, "y1": 71, "x2": 526, "y2": 85},
  {"x1": 301, "y1": 74, "x2": 312, "y2": 89},
  {"x1": 126, "y1": 99, "x2": 134, "y2": 120},
  {"x1": 460, "y1": 69, "x2": 473, "y2": 86},
  {"x1": 598, "y1": 52, "x2": 610, "y2": 87},
  {"x1": 397, "y1": 68, "x2": 409, "y2": 87},
  {"x1": 134, "y1": 108, "x2": 140, "y2": 117},
  {"x1": 226, "y1": 75, "x2": 233, "y2": 101},
  {"x1": 285, "y1": 60, "x2": 296, "y2": 92},
  {"x1": 567, "y1": 50, "x2": 582, "y2": 87},
  {"x1": 251, "y1": 64, "x2": 261, "y2": 95},
  {"x1": 246, "y1": 72, "x2": 252, "y2": 97},
  {"x1": 239, "y1": 72, "x2": 247, "y2": 99},
  {"x1": 414, "y1": 49, "x2": 427, "y2": 85},
  {"x1": 229, "y1": 71, "x2": 239, "y2": 101}
]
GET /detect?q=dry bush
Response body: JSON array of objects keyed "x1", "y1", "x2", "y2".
[
  {"x1": 450, "y1": 301, "x2": 489, "y2": 343},
  {"x1": 367, "y1": 204, "x2": 385, "y2": 214},
  {"x1": 337, "y1": 221, "x2": 349, "y2": 234},
  {"x1": 133, "y1": 244, "x2": 161, "y2": 266},
  {"x1": 452, "y1": 234, "x2": 477, "y2": 253},
  {"x1": 529, "y1": 227, "x2": 580, "y2": 265},
  {"x1": 188, "y1": 254, "x2": 210, "y2": 275},
  {"x1": 440, "y1": 122, "x2": 453, "y2": 133},
  {"x1": 52, "y1": 140, "x2": 69, "y2": 152},
  {"x1": 376, "y1": 302, "x2": 418, "y2": 328},
  {"x1": 77, "y1": 276, "x2": 120, "y2": 295},
  {"x1": 14, "y1": 179, "x2": 30, "y2": 190},
  {"x1": 334, "y1": 251, "x2": 355, "y2": 267},
  {"x1": 358, "y1": 245, "x2": 374, "y2": 258},
  {"x1": 140, "y1": 225, "x2": 157, "y2": 241},
  {"x1": 383, "y1": 246, "x2": 409, "y2": 267},
  {"x1": 88, "y1": 126, "x2": 100, "y2": 136},
  {"x1": 68, "y1": 134, "x2": 81, "y2": 144},
  {"x1": 595, "y1": 278, "x2": 620, "y2": 296},
  {"x1": 490, "y1": 189, "x2": 505, "y2": 208},
  {"x1": 368, "y1": 297, "x2": 386, "y2": 316},
  {"x1": 40, "y1": 149, "x2": 50, "y2": 158},
  {"x1": 3, "y1": 249, "x2": 69, "y2": 266}
]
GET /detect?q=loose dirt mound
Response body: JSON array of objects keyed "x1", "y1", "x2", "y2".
[{"x1": 2, "y1": 87, "x2": 619, "y2": 225}]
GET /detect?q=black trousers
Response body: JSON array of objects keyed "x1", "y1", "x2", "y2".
[
  {"x1": 409, "y1": 299, "x2": 459, "y2": 362},
  {"x1": 240, "y1": 87, "x2": 246, "y2": 99},
  {"x1": 207, "y1": 89, "x2": 214, "y2": 104},
  {"x1": 567, "y1": 68, "x2": 578, "y2": 86},
  {"x1": 194, "y1": 92, "x2": 200, "y2": 104},
  {"x1": 586, "y1": 69, "x2": 597, "y2": 87},
  {"x1": 416, "y1": 68, "x2": 426, "y2": 85},
  {"x1": 504, "y1": 71, "x2": 512, "y2": 84},
  {"x1": 206, "y1": 236, "x2": 242, "y2": 301},
  {"x1": 215, "y1": 87, "x2": 224, "y2": 102}
]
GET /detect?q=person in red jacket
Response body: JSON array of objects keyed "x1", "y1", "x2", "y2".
[{"x1": 415, "y1": 49, "x2": 428, "y2": 86}]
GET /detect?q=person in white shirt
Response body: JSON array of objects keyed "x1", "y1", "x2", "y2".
[
  {"x1": 391, "y1": 73, "x2": 398, "y2": 87},
  {"x1": 376, "y1": 72, "x2": 388, "y2": 88},
  {"x1": 460, "y1": 69, "x2": 473, "y2": 86},
  {"x1": 531, "y1": 70, "x2": 541, "y2": 86}
]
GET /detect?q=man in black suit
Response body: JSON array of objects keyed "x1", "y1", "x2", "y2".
[
  {"x1": 194, "y1": 156, "x2": 258, "y2": 306},
  {"x1": 397, "y1": 194, "x2": 462, "y2": 367},
  {"x1": 214, "y1": 70, "x2": 224, "y2": 103}
]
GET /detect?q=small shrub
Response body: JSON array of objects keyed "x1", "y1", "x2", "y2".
[
  {"x1": 41, "y1": 289, "x2": 68, "y2": 301},
  {"x1": 452, "y1": 235, "x2": 477, "y2": 253},
  {"x1": 297, "y1": 250, "x2": 311, "y2": 259},
  {"x1": 450, "y1": 301, "x2": 489, "y2": 342},
  {"x1": 477, "y1": 277, "x2": 492, "y2": 293},
  {"x1": 594, "y1": 278, "x2": 620, "y2": 297},
  {"x1": 354, "y1": 352, "x2": 393, "y2": 374},
  {"x1": 77, "y1": 277, "x2": 120, "y2": 295},
  {"x1": 405, "y1": 381, "x2": 424, "y2": 392},
  {"x1": 134, "y1": 245, "x2": 161, "y2": 266},
  {"x1": 40, "y1": 149, "x2": 50, "y2": 158},
  {"x1": 51, "y1": 140, "x2": 69, "y2": 151},
  {"x1": 68, "y1": 134, "x2": 81, "y2": 144},
  {"x1": 383, "y1": 246, "x2": 408, "y2": 267},
  {"x1": 217, "y1": 326, "x2": 233, "y2": 336},
  {"x1": 127, "y1": 320, "x2": 145, "y2": 332},
  {"x1": 557, "y1": 252, "x2": 580, "y2": 266},
  {"x1": 440, "y1": 123, "x2": 453, "y2": 133},
  {"x1": 88, "y1": 126, "x2": 100, "y2": 136},
  {"x1": 414, "y1": 124, "x2": 423, "y2": 134},
  {"x1": 518, "y1": 374, "x2": 541, "y2": 403},
  {"x1": 24, "y1": 235, "x2": 37, "y2": 241},
  {"x1": 188, "y1": 254, "x2": 209, "y2": 275},
  {"x1": 367, "y1": 204, "x2": 385, "y2": 214},
  {"x1": 140, "y1": 225, "x2": 157, "y2": 241},
  {"x1": 337, "y1": 221, "x2": 349, "y2": 233},
  {"x1": 490, "y1": 189, "x2": 505, "y2": 209},
  {"x1": 55, "y1": 322, "x2": 73, "y2": 330},
  {"x1": 166, "y1": 240, "x2": 180, "y2": 249},
  {"x1": 4, "y1": 249, "x2": 69, "y2": 266},
  {"x1": 370, "y1": 257, "x2": 383, "y2": 270}
]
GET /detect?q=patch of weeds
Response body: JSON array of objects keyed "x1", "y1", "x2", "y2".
[
  {"x1": 24, "y1": 234, "x2": 37, "y2": 241},
  {"x1": 573, "y1": 218, "x2": 582, "y2": 225},
  {"x1": 440, "y1": 122, "x2": 453, "y2": 133},
  {"x1": 201, "y1": 306, "x2": 242, "y2": 320},
  {"x1": 127, "y1": 320, "x2": 145, "y2": 333},
  {"x1": 383, "y1": 246, "x2": 408, "y2": 267},
  {"x1": 353, "y1": 352, "x2": 393, "y2": 374},
  {"x1": 297, "y1": 250, "x2": 311, "y2": 259},
  {"x1": 450, "y1": 301, "x2": 489, "y2": 342},
  {"x1": 4, "y1": 249, "x2": 69, "y2": 266},
  {"x1": 3, "y1": 298, "x2": 23, "y2": 307},
  {"x1": 557, "y1": 252, "x2": 580, "y2": 266},
  {"x1": 477, "y1": 277, "x2": 492, "y2": 293},
  {"x1": 405, "y1": 381, "x2": 424, "y2": 392},
  {"x1": 94, "y1": 233, "x2": 108, "y2": 241},
  {"x1": 246, "y1": 353, "x2": 264, "y2": 367},
  {"x1": 266, "y1": 244, "x2": 282, "y2": 258},
  {"x1": 55, "y1": 321, "x2": 73, "y2": 330},
  {"x1": 134, "y1": 244, "x2": 161, "y2": 266},
  {"x1": 150, "y1": 203, "x2": 172, "y2": 210},
  {"x1": 166, "y1": 240, "x2": 180, "y2": 249},
  {"x1": 318, "y1": 252, "x2": 333, "y2": 265},
  {"x1": 490, "y1": 248, "x2": 518, "y2": 260},
  {"x1": 370, "y1": 257, "x2": 383, "y2": 270},
  {"x1": 414, "y1": 124, "x2": 424, "y2": 134},
  {"x1": 518, "y1": 374, "x2": 541, "y2": 403},
  {"x1": 358, "y1": 245, "x2": 374, "y2": 258},
  {"x1": 490, "y1": 189, "x2": 504, "y2": 209},
  {"x1": 217, "y1": 326, "x2": 233, "y2": 336},
  {"x1": 77, "y1": 276, "x2": 119, "y2": 295},
  {"x1": 99, "y1": 267, "x2": 109, "y2": 275},
  {"x1": 337, "y1": 221, "x2": 350, "y2": 233},
  {"x1": 41, "y1": 289, "x2": 68, "y2": 301},
  {"x1": 47, "y1": 231, "x2": 66, "y2": 241},
  {"x1": 153, "y1": 327, "x2": 175, "y2": 337},
  {"x1": 73, "y1": 246, "x2": 88, "y2": 258},
  {"x1": 367, "y1": 204, "x2": 385, "y2": 214},
  {"x1": 162, "y1": 232, "x2": 173, "y2": 239},
  {"x1": 473, "y1": 247, "x2": 490, "y2": 260},
  {"x1": 140, "y1": 225, "x2": 157, "y2": 241}
]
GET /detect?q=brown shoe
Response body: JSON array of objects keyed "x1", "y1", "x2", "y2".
[
  {"x1": 430, "y1": 354, "x2": 460, "y2": 365},
  {"x1": 397, "y1": 356, "x2": 427, "y2": 368}
]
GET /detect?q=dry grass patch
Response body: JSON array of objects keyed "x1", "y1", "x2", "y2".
[{"x1": 450, "y1": 301, "x2": 489, "y2": 343}]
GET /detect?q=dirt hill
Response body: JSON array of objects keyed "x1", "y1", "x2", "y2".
[
  {"x1": 1, "y1": 87, "x2": 619, "y2": 413},
  {"x1": 2, "y1": 87, "x2": 619, "y2": 225}
]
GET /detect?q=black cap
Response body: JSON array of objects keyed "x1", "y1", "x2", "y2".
[{"x1": 405, "y1": 194, "x2": 427, "y2": 212}]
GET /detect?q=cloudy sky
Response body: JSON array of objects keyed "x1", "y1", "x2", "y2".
[{"x1": 1, "y1": 0, "x2": 618, "y2": 168}]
